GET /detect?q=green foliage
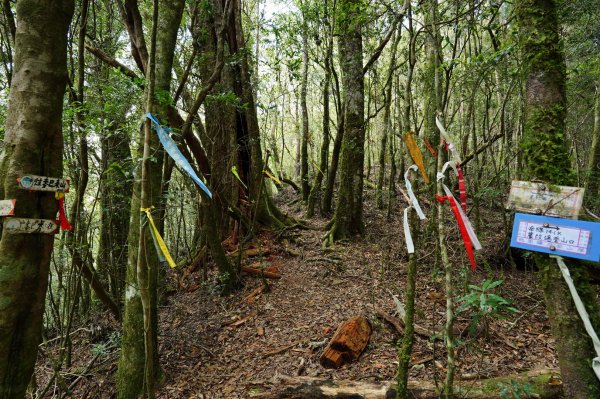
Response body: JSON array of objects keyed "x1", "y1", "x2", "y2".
[
  {"x1": 154, "y1": 89, "x2": 174, "y2": 107},
  {"x1": 498, "y1": 379, "x2": 535, "y2": 399},
  {"x1": 205, "y1": 90, "x2": 240, "y2": 107},
  {"x1": 91, "y1": 331, "x2": 121, "y2": 356},
  {"x1": 457, "y1": 279, "x2": 518, "y2": 337}
]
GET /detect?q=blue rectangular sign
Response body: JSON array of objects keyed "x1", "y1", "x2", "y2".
[{"x1": 510, "y1": 213, "x2": 600, "y2": 262}]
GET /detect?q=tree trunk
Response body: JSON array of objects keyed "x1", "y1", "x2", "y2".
[
  {"x1": 516, "y1": 1, "x2": 600, "y2": 397},
  {"x1": 584, "y1": 85, "x2": 600, "y2": 213},
  {"x1": 0, "y1": 0, "x2": 74, "y2": 397},
  {"x1": 300, "y1": 16, "x2": 310, "y2": 202},
  {"x1": 325, "y1": 0, "x2": 365, "y2": 244},
  {"x1": 117, "y1": 0, "x2": 184, "y2": 396},
  {"x1": 99, "y1": 118, "x2": 133, "y2": 305},
  {"x1": 306, "y1": 0, "x2": 333, "y2": 218},
  {"x1": 377, "y1": 32, "x2": 399, "y2": 210}
]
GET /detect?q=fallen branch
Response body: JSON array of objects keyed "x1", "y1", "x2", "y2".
[
  {"x1": 375, "y1": 310, "x2": 434, "y2": 339},
  {"x1": 242, "y1": 266, "x2": 281, "y2": 279},
  {"x1": 256, "y1": 369, "x2": 562, "y2": 398}
]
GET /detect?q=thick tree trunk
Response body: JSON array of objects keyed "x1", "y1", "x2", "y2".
[
  {"x1": 325, "y1": 0, "x2": 365, "y2": 244},
  {"x1": 516, "y1": 1, "x2": 600, "y2": 398},
  {"x1": 584, "y1": 85, "x2": 600, "y2": 212},
  {"x1": 0, "y1": 0, "x2": 74, "y2": 397}
]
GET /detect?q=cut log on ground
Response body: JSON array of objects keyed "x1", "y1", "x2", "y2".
[
  {"x1": 320, "y1": 316, "x2": 372, "y2": 369},
  {"x1": 254, "y1": 369, "x2": 562, "y2": 398}
]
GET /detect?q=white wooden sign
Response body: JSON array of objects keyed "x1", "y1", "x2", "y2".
[
  {"x1": 18, "y1": 175, "x2": 70, "y2": 192},
  {"x1": 3, "y1": 218, "x2": 59, "y2": 234},
  {"x1": 0, "y1": 199, "x2": 15, "y2": 216},
  {"x1": 506, "y1": 180, "x2": 584, "y2": 219}
]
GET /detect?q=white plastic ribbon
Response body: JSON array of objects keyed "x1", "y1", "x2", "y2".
[
  {"x1": 404, "y1": 165, "x2": 426, "y2": 220},
  {"x1": 437, "y1": 163, "x2": 482, "y2": 250},
  {"x1": 551, "y1": 255, "x2": 600, "y2": 381},
  {"x1": 403, "y1": 206, "x2": 415, "y2": 254},
  {"x1": 436, "y1": 116, "x2": 461, "y2": 163}
]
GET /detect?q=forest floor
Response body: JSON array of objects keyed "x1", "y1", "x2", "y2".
[{"x1": 34, "y1": 186, "x2": 559, "y2": 398}]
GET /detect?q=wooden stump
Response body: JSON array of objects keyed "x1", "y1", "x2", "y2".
[{"x1": 320, "y1": 316, "x2": 372, "y2": 369}]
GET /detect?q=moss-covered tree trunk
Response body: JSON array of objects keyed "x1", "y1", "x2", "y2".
[
  {"x1": 117, "y1": 0, "x2": 184, "y2": 396},
  {"x1": 584, "y1": 85, "x2": 600, "y2": 212},
  {"x1": 325, "y1": 0, "x2": 365, "y2": 244},
  {"x1": 516, "y1": 1, "x2": 600, "y2": 397},
  {"x1": 0, "y1": 0, "x2": 74, "y2": 397}
]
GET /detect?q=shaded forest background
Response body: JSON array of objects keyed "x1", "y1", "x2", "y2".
[{"x1": 0, "y1": 0, "x2": 599, "y2": 398}]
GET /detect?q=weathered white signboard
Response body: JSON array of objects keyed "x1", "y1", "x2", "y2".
[
  {"x1": 18, "y1": 175, "x2": 70, "y2": 192},
  {"x1": 506, "y1": 180, "x2": 584, "y2": 219},
  {"x1": 3, "y1": 218, "x2": 59, "y2": 234},
  {"x1": 0, "y1": 199, "x2": 15, "y2": 216}
]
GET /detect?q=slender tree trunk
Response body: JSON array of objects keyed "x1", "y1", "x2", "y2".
[
  {"x1": 0, "y1": 1, "x2": 74, "y2": 397},
  {"x1": 300, "y1": 16, "x2": 310, "y2": 201},
  {"x1": 307, "y1": 1, "x2": 334, "y2": 218},
  {"x1": 516, "y1": 1, "x2": 600, "y2": 397},
  {"x1": 396, "y1": 211, "x2": 418, "y2": 398},
  {"x1": 377, "y1": 32, "x2": 399, "y2": 209},
  {"x1": 117, "y1": 0, "x2": 184, "y2": 396}
]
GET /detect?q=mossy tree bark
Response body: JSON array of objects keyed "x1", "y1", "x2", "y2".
[
  {"x1": 0, "y1": 0, "x2": 74, "y2": 397},
  {"x1": 584, "y1": 85, "x2": 600, "y2": 212},
  {"x1": 325, "y1": 0, "x2": 365, "y2": 244},
  {"x1": 117, "y1": 0, "x2": 184, "y2": 396},
  {"x1": 396, "y1": 211, "x2": 418, "y2": 399},
  {"x1": 516, "y1": 1, "x2": 600, "y2": 397}
]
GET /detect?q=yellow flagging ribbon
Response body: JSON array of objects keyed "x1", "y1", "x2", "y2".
[
  {"x1": 402, "y1": 131, "x2": 430, "y2": 184},
  {"x1": 140, "y1": 207, "x2": 176, "y2": 268},
  {"x1": 263, "y1": 169, "x2": 283, "y2": 186}
]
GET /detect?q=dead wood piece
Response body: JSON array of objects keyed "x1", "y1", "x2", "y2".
[
  {"x1": 258, "y1": 369, "x2": 562, "y2": 398},
  {"x1": 320, "y1": 316, "x2": 372, "y2": 369},
  {"x1": 263, "y1": 341, "x2": 303, "y2": 357},
  {"x1": 375, "y1": 310, "x2": 433, "y2": 339},
  {"x1": 242, "y1": 266, "x2": 281, "y2": 279},
  {"x1": 241, "y1": 284, "x2": 270, "y2": 304},
  {"x1": 221, "y1": 311, "x2": 257, "y2": 328}
]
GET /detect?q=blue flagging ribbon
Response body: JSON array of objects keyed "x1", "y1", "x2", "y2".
[{"x1": 146, "y1": 113, "x2": 212, "y2": 198}]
